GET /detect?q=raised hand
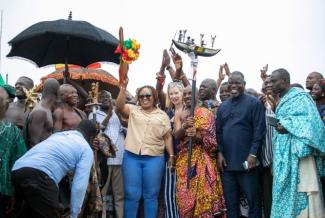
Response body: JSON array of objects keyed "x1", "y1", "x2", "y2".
[
  {"x1": 218, "y1": 65, "x2": 225, "y2": 81},
  {"x1": 260, "y1": 64, "x2": 269, "y2": 81},
  {"x1": 223, "y1": 62, "x2": 231, "y2": 77},
  {"x1": 161, "y1": 49, "x2": 171, "y2": 68},
  {"x1": 172, "y1": 53, "x2": 183, "y2": 71}
]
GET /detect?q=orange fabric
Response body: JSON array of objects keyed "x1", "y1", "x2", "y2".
[{"x1": 176, "y1": 107, "x2": 226, "y2": 218}]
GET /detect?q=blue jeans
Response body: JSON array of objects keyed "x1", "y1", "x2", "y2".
[{"x1": 122, "y1": 151, "x2": 165, "y2": 218}]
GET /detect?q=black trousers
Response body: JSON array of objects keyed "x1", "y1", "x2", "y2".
[
  {"x1": 261, "y1": 167, "x2": 272, "y2": 218},
  {"x1": 222, "y1": 170, "x2": 262, "y2": 218},
  {"x1": 12, "y1": 167, "x2": 60, "y2": 218}
]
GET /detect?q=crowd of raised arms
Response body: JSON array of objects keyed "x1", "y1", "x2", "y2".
[{"x1": 0, "y1": 49, "x2": 325, "y2": 218}]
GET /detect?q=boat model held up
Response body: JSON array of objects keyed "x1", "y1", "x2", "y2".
[{"x1": 171, "y1": 30, "x2": 221, "y2": 57}]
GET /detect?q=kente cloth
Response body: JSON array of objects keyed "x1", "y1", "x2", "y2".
[
  {"x1": 271, "y1": 87, "x2": 325, "y2": 218},
  {"x1": 176, "y1": 107, "x2": 226, "y2": 218},
  {"x1": 0, "y1": 121, "x2": 26, "y2": 196}
]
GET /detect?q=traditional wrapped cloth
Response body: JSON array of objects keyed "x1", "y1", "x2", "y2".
[
  {"x1": 271, "y1": 87, "x2": 325, "y2": 218},
  {"x1": 176, "y1": 107, "x2": 226, "y2": 217}
]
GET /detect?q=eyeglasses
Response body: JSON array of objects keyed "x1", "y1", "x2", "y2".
[{"x1": 138, "y1": 94, "x2": 152, "y2": 99}]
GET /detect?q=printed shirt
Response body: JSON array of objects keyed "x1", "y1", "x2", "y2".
[{"x1": 0, "y1": 121, "x2": 27, "y2": 196}]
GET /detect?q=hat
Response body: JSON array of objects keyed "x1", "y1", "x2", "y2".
[{"x1": 1, "y1": 84, "x2": 16, "y2": 98}]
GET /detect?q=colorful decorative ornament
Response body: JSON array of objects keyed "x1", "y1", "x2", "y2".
[{"x1": 115, "y1": 39, "x2": 140, "y2": 64}]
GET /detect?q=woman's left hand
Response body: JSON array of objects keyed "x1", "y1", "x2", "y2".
[{"x1": 168, "y1": 156, "x2": 176, "y2": 172}]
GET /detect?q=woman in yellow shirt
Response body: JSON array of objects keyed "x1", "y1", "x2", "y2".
[{"x1": 116, "y1": 80, "x2": 175, "y2": 218}]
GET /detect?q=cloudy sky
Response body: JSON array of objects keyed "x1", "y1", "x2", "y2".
[{"x1": 1, "y1": 0, "x2": 324, "y2": 96}]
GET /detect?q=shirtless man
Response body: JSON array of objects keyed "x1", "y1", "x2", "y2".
[
  {"x1": 5, "y1": 76, "x2": 34, "y2": 129},
  {"x1": 26, "y1": 78, "x2": 60, "y2": 148},
  {"x1": 53, "y1": 84, "x2": 86, "y2": 131}
]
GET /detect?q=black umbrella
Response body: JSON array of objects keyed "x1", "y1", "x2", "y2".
[{"x1": 7, "y1": 12, "x2": 119, "y2": 83}]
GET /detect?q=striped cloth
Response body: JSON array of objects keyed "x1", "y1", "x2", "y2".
[
  {"x1": 262, "y1": 106, "x2": 275, "y2": 167},
  {"x1": 164, "y1": 162, "x2": 179, "y2": 218}
]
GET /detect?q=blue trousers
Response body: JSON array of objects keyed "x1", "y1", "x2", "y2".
[
  {"x1": 222, "y1": 170, "x2": 262, "y2": 218},
  {"x1": 122, "y1": 151, "x2": 165, "y2": 218}
]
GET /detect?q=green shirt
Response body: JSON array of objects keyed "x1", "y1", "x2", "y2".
[{"x1": 0, "y1": 121, "x2": 27, "y2": 196}]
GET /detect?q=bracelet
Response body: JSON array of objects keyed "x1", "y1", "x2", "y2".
[
  {"x1": 169, "y1": 155, "x2": 176, "y2": 158},
  {"x1": 119, "y1": 86, "x2": 126, "y2": 90},
  {"x1": 156, "y1": 73, "x2": 166, "y2": 80}
]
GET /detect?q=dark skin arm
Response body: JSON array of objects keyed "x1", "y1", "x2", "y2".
[
  {"x1": 116, "y1": 77, "x2": 130, "y2": 118},
  {"x1": 156, "y1": 49, "x2": 171, "y2": 110},
  {"x1": 173, "y1": 113, "x2": 195, "y2": 140},
  {"x1": 28, "y1": 110, "x2": 46, "y2": 146},
  {"x1": 115, "y1": 110, "x2": 128, "y2": 127},
  {"x1": 172, "y1": 53, "x2": 190, "y2": 87},
  {"x1": 163, "y1": 131, "x2": 176, "y2": 171},
  {"x1": 100, "y1": 106, "x2": 113, "y2": 130},
  {"x1": 53, "y1": 107, "x2": 64, "y2": 131}
]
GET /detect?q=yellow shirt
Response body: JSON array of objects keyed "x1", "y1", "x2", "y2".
[{"x1": 125, "y1": 105, "x2": 171, "y2": 156}]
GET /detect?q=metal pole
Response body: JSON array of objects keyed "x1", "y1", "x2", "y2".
[{"x1": 187, "y1": 52, "x2": 198, "y2": 189}]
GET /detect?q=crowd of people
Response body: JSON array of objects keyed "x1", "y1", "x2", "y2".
[{"x1": 0, "y1": 49, "x2": 325, "y2": 218}]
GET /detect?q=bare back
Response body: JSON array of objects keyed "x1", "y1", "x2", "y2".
[{"x1": 27, "y1": 104, "x2": 54, "y2": 147}]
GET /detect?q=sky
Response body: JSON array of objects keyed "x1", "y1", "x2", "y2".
[{"x1": 1, "y1": 0, "x2": 325, "y2": 97}]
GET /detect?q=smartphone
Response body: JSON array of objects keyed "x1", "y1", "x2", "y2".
[
  {"x1": 242, "y1": 160, "x2": 260, "y2": 170},
  {"x1": 266, "y1": 115, "x2": 279, "y2": 127}
]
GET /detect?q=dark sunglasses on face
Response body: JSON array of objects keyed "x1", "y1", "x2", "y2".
[{"x1": 138, "y1": 94, "x2": 152, "y2": 99}]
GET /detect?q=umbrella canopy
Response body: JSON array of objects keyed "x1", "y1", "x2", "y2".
[
  {"x1": 6, "y1": 16, "x2": 120, "y2": 75},
  {"x1": 38, "y1": 68, "x2": 136, "y2": 103},
  {"x1": 40, "y1": 68, "x2": 121, "y2": 97}
]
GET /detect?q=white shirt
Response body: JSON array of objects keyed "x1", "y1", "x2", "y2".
[{"x1": 89, "y1": 110, "x2": 125, "y2": 165}]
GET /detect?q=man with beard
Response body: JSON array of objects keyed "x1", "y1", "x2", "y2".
[
  {"x1": 305, "y1": 71, "x2": 323, "y2": 93},
  {"x1": 199, "y1": 78, "x2": 219, "y2": 114},
  {"x1": 89, "y1": 90, "x2": 125, "y2": 218},
  {"x1": 26, "y1": 78, "x2": 60, "y2": 148},
  {"x1": 5, "y1": 76, "x2": 34, "y2": 129},
  {"x1": 216, "y1": 71, "x2": 265, "y2": 218},
  {"x1": 270, "y1": 68, "x2": 325, "y2": 217},
  {"x1": 53, "y1": 84, "x2": 86, "y2": 131}
]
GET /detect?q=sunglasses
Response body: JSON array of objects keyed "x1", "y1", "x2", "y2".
[{"x1": 138, "y1": 94, "x2": 152, "y2": 99}]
